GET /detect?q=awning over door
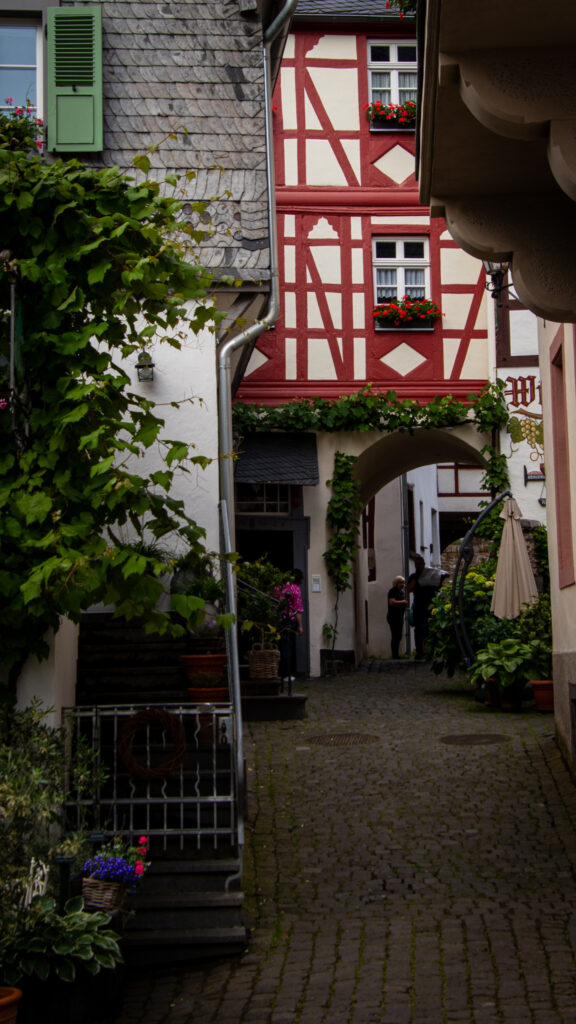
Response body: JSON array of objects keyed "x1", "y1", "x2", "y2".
[{"x1": 234, "y1": 433, "x2": 319, "y2": 486}]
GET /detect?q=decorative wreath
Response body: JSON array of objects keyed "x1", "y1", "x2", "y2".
[{"x1": 117, "y1": 708, "x2": 187, "y2": 781}]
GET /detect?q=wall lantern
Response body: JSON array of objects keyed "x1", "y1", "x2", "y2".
[
  {"x1": 482, "y1": 260, "x2": 512, "y2": 302},
  {"x1": 136, "y1": 349, "x2": 155, "y2": 382}
]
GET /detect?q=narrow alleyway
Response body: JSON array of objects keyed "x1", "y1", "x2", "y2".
[{"x1": 115, "y1": 667, "x2": 576, "y2": 1024}]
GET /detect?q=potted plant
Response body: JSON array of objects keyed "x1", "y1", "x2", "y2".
[
  {"x1": 172, "y1": 552, "x2": 231, "y2": 689},
  {"x1": 468, "y1": 638, "x2": 545, "y2": 711},
  {"x1": 372, "y1": 296, "x2": 442, "y2": 329},
  {"x1": 82, "y1": 835, "x2": 149, "y2": 912},
  {"x1": 0, "y1": 703, "x2": 118, "y2": 1023},
  {"x1": 1, "y1": 894, "x2": 123, "y2": 1024},
  {"x1": 364, "y1": 99, "x2": 416, "y2": 129},
  {"x1": 237, "y1": 559, "x2": 286, "y2": 680},
  {"x1": 0, "y1": 986, "x2": 21, "y2": 1024}
]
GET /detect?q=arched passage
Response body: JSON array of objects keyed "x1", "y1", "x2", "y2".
[
  {"x1": 306, "y1": 422, "x2": 492, "y2": 675},
  {"x1": 352, "y1": 425, "x2": 489, "y2": 505}
]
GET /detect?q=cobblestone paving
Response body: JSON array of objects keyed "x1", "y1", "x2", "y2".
[{"x1": 115, "y1": 669, "x2": 576, "y2": 1023}]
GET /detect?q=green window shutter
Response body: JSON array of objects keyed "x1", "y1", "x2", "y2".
[{"x1": 46, "y1": 6, "x2": 103, "y2": 153}]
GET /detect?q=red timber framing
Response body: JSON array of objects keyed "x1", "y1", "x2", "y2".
[{"x1": 236, "y1": 24, "x2": 490, "y2": 406}]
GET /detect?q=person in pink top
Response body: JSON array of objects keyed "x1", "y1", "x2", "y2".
[{"x1": 275, "y1": 569, "x2": 304, "y2": 684}]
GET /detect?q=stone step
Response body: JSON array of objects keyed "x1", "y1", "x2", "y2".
[{"x1": 123, "y1": 926, "x2": 248, "y2": 965}]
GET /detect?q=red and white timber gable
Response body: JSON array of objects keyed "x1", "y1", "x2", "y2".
[{"x1": 237, "y1": 25, "x2": 492, "y2": 405}]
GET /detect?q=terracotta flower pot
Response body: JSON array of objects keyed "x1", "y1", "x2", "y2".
[
  {"x1": 180, "y1": 653, "x2": 227, "y2": 684},
  {"x1": 0, "y1": 987, "x2": 22, "y2": 1024},
  {"x1": 530, "y1": 679, "x2": 554, "y2": 712}
]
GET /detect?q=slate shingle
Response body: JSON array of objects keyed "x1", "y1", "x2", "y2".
[{"x1": 72, "y1": 0, "x2": 278, "y2": 273}]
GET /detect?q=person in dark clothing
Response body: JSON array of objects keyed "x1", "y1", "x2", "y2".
[
  {"x1": 275, "y1": 568, "x2": 304, "y2": 684},
  {"x1": 407, "y1": 555, "x2": 447, "y2": 660},
  {"x1": 387, "y1": 575, "x2": 408, "y2": 659}
]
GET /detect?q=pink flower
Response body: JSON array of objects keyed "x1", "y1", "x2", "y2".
[
  {"x1": 138, "y1": 836, "x2": 148, "y2": 845},
  {"x1": 135, "y1": 861, "x2": 145, "y2": 876}
]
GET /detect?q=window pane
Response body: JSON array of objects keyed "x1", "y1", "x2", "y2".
[
  {"x1": 404, "y1": 269, "x2": 425, "y2": 298},
  {"x1": 398, "y1": 45, "x2": 417, "y2": 62},
  {"x1": 370, "y1": 45, "x2": 390, "y2": 62},
  {"x1": 0, "y1": 68, "x2": 36, "y2": 107},
  {"x1": 403, "y1": 242, "x2": 424, "y2": 259},
  {"x1": 375, "y1": 241, "x2": 396, "y2": 259},
  {"x1": 0, "y1": 27, "x2": 37, "y2": 109},
  {"x1": 0, "y1": 26, "x2": 36, "y2": 65},
  {"x1": 371, "y1": 71, "x2": 391, "y2": 105},
  {"x1": 376, "y1": 268, "x2": 397, "y2": 302},
  {"x1": 398, "y1": 72, "x2": 418, "y2": 105}
]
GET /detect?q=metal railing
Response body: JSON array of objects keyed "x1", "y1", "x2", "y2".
[
  {"x1": 451, "y1": 489, "x2": 511, "y2": 666},
  {"x1": 64, "y1": 702, "x2": 239, "y2": 854}
]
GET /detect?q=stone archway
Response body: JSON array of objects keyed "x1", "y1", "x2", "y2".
[
  {"x1": 352, "y1": 424, "x2": 489, "y2": 505},
  {"x1": 308, "y1": 422, "x2": 491, "y2": 674}
]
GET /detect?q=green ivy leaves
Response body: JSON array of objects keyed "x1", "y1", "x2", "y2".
[
  {"x1": 234, "y1": 383, "x2": 510, "y2": 595},
  {"x1": 0, "y1": 145, "x2": 225, "y2": 683}
]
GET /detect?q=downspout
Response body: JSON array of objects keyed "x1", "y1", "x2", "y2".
[
  {"x1": 217, "y1": 0, "x2": 297, "y2": 891},
  {"x1": 218, "y1": 0, "x2": 297, "y2": 536}
]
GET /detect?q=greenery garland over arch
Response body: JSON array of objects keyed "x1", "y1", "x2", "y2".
[{"x1": 233, "y1": 383, "x2": 510, "y2": 596}]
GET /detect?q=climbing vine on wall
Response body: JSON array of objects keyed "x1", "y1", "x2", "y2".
[
  {"x1": 324, "y1": 453, "x2": 364, "y2": 595},
  {"x1": 233, "y1": 383, "x2": 510, "y2": 596}
]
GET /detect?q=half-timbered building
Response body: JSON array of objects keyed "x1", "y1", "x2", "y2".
[{"x1": 234, "y1": 0, "x2": 548, "y2": 673}]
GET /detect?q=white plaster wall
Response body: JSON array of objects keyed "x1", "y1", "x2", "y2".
[
  {"x1": 407, "y1": 465, "x2": 441, "y2": 567},
  {"x1": 304, "y1": 433, "x2": 359, "y2": 676},
  {"x1": 440, "y1": 248, "x2": 483, "y2": 284},
  {"x1": 538, "y1": 321, "x2": 576, "y2": 763},
  {"x1": 497, "y1": 364, "x2": 546, "y2": 526},
  {"x1": 17, "y1": 315, "x2": 222, "y2": 714},
  {"x1": 365, "y1": 480, "x2": 404, "y2": 658},
  {"x1": 17, "y1": 618, "x2": 79, "y2": 727}
]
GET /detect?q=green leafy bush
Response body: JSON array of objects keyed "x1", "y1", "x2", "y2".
[
  {"x1": 237, "y1": 558, "x2": 286, "y2": 647},
  {"x1": 0, "y1": 138, "x2": 224, "y2": 689},
  {"x1": 467, "y1": 638, "x2": 547, "y2": 695},
  {"x1": 2, "y1": 896, "x2": 122, "y2": 986}
]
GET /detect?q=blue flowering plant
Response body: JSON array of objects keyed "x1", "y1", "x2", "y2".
[{"x1": 83, "y1": 835, "x2": 149, "y2": 888}]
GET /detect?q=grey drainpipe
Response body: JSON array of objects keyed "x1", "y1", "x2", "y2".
[
  {"x1": 217, "y1": 2, "x2": 297, "y2": 890},
  {"x1": 217, "y1": 0, "x2": 297, "y2": 519}
]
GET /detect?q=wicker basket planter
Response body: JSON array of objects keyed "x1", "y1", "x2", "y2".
[
  {"x1": 248, "y1": 643, "x2": 280, "y2": 679},
  {"x1": 82, "y1": 878, "x2": 125, "y2": 912}
]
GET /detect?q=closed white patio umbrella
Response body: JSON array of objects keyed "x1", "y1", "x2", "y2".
[{"x1": 491, "y1": 497, "x2": 538, "y2": 620}]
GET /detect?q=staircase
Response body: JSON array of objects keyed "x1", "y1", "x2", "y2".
[
  {"x1": 76, "y1": 612, "x2": 307, "y2": 717},
  {"x1": 123, "y1": 859, "x2": 247, "y2": 965},
  {"x1": 73, "y1": 613, "x2": 248, "y2": 964}
]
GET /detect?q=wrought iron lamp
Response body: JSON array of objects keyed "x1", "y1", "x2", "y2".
[
  {"x1": 136, "y1": 348, "x2": 155, "y2": 382},
  {"x1": 482, "y1": 260, "x2": 512, "y2": 302}
]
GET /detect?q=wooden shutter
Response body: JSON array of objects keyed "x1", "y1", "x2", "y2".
[{"x1": 46, "y1": 6, "x2": 103, "y2": 152}]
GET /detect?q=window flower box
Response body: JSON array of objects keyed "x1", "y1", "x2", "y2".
[
  {"x1": 375, "y1": 319, "x2": 437, "y2": 331},
  {"x1": 364, "y1": 100, "x2": 416, "y2": 131},
  {"x1": 373, "y1": 296, "x2": 442, "y2": 330}
]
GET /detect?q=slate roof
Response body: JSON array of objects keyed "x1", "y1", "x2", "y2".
[
  {"x1": 234, "y1": 433, "x2": 319, "y2": 485},
  {"x1": 75, "y1": 0, "x2": 281, "y2": 281},
  {"x1": 294, "y1": 0, "x2": 405, "y2": 19}
]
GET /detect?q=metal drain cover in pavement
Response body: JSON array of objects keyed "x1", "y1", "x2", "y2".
[
  {"x1": 309, "y1": 733, "x2": 380, "y2": 746},
  {"x1": 440, "y1": 733, "x2": 508, "y2": 746}
]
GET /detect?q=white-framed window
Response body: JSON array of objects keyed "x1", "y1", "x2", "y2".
[
  {"x1": 373, "y1": 237, "x2": 429, "y2": 303},
  {"x1": 0, "y1": 19, "x2": 42, "y2": 118},
  {"x1": 368, "y1": 39, "x2": 417, "y2": 108},
  {"x1": 236, "y1": 483, "x2": 292, "y2": 515}
]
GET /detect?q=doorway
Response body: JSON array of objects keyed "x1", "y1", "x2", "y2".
[{"x1": 236, "y1": 515, "x2": 310, "y2": 677}]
